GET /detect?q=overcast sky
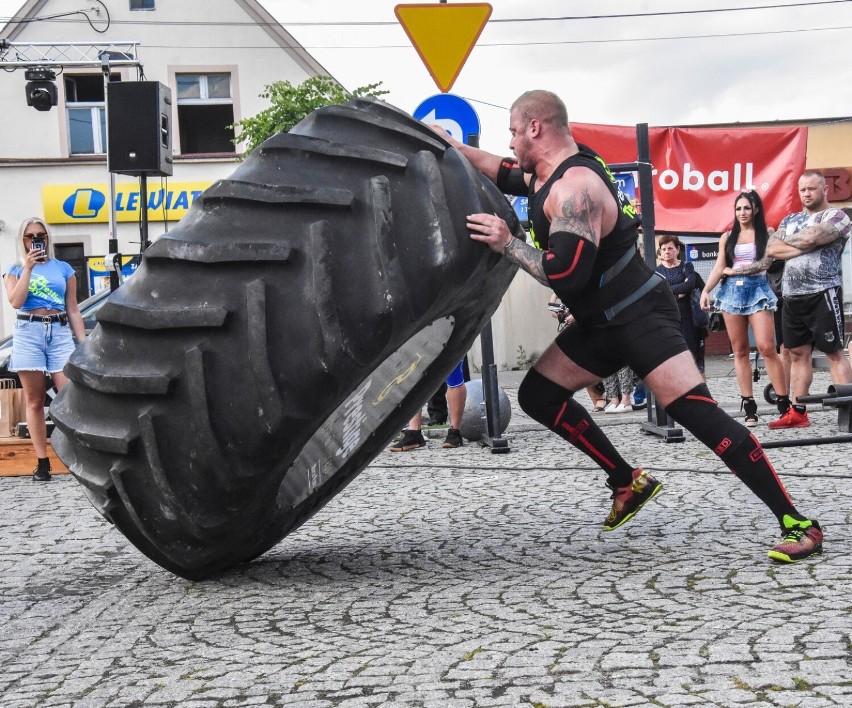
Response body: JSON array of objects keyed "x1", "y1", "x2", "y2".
[
  {"x1": 268, "y1": 0, "x2": 852, "y2": 154},
  {"x1": 2, "y1": 0, "x2": 850, "y2": 155}
]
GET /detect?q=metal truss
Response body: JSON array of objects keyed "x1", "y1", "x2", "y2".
[{"x1": 0, "y1": 40, "x2": 141, "y2": 69}]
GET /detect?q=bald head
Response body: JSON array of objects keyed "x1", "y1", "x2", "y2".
[
  {"x1": 510, "y1": 90, "x2": 569, "y2": 130},
  {"x1": 798, "y1": 170, "x2": 828, "y2": 213}
]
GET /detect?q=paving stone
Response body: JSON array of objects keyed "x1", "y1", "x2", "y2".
[{"x1": 1, "y1": 357, "x2": 850, "y2": 706}]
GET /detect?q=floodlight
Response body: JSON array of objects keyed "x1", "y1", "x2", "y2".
[{"x1": 24, "y1": 68, "x2": 57, "y2": 111}]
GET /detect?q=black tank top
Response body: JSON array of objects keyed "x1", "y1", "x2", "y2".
[{"x1": 527, "y1": 145, "x2": 657, "y2": 325}]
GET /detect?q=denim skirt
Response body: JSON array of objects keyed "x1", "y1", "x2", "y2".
[{"x1": 713, "y1": 274, "x2": 777, "y2": 316}]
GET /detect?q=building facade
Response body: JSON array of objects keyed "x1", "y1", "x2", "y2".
[{"x1": 0, "y1": 0, "x2": 326, "y2": 335}]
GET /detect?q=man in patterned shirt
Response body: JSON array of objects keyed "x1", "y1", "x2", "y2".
[{"x1": 766, "y1": 171, "x2": 852, "y2": 429}]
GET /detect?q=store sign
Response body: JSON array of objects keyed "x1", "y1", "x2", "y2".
[
  {"x1": 571, "y1": 124, "x2": 808, "y2": 232},
  {"x1": 685, "y1": 243, "x2": 719, "y2": 262},
  {"x1": 42, "y1": 182, "x2": 211, "y2": 224}
]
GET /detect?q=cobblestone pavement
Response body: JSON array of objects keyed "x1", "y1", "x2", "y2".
[{"x1": 2, "y1": 357, "x2": 851, "y2": 707}]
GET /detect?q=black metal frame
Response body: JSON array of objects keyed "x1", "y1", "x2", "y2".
[
  {"x1": 612, "y1": 124, "x2": 684, "y2": 442},
  {"x1": 479, "y1": 321, "x2": 510, "y2": 453}
]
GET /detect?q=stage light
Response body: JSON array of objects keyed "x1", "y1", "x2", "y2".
[{"x1": 24, "y1": 68, "x2": 57, "y2": 111}]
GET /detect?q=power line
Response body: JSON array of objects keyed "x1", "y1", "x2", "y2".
[
  {"x1": 490, "y1": 0, "x2": 852, "y2": 23},
  {"x1": 470, "y1": 24, "x2": 852, "y2": 45},
  {"x1": 125, "y1": 24, "x2": 852, "y2": 51},
  {"x1": 1, "y1": 0, "x2": 850, "y2": 28}
]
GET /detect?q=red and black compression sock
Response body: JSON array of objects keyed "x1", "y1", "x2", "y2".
[
  {"x1": 518, "y1": 368, "x2": 635, "y2": 488},
  {"x1": 665, "y1": 383, "x2": 804, "y2": 524}
]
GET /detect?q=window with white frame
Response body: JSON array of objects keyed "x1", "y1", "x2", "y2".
[
  {"x1": 65, "y1": 74, "x2": 116, "y2": 155},
  {"x1": 176, "y1": 72, "x2": 235, "y2": 154}
]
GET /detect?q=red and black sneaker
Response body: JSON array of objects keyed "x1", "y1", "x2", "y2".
[
  {"x1": 768, "y1": 517, "x2": 823, "y2": 563},
  {"x1": 603, "y1": 469, "x2": 662, "y2": 531}
]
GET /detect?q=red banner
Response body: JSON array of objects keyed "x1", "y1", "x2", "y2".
[{"x1": 571, "y1": 123, "x2": 808, "y2": 233}]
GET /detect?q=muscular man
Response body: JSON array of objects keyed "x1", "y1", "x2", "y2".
[
  {"x1": 434, "y1": 90, "x2": 822, "y2": 563},
  {"x1": 765, "y1": 171, "x2": 852, "y2": 429}
]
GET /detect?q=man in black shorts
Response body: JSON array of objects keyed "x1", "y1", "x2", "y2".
[
  {"x1": 432, "y1": 90, "x2": 822, "y2": 563},
  {"x1": 766, "y1": 171, "x2": 852, "y2": 430}
]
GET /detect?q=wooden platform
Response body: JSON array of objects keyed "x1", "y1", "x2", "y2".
[{"x1": 0, "y1": 436, "x2": 68, "y2": 477}]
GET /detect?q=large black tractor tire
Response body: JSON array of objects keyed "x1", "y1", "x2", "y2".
[{"x1": 50, "y1": 98, "x2": 523, "y2": 579}]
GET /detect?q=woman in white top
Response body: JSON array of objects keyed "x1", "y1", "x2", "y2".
[{"x1": 700, "y1": 191, "x2": 789, "y2": 427}]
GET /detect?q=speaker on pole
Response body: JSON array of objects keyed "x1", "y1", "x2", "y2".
[{"x1": 107, "y1": 81, "x2": 173, "y2": 176}]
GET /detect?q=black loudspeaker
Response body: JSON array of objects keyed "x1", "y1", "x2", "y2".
[{"x1": 107, "y1": 81, "x2": 173, "y2": 176}]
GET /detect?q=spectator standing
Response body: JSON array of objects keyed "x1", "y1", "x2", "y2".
[
  {"x1": 389, "y1": 361, "x2": 467, "y2": 451},
  {"x1": 700, "y1": 190, "x2": 790, "y2": 427},
  {"x1": 765, "y1": 171, "x2": 852, "y2": 429},
  {"x1": 3, "y1": 218, "x2": 86, "y2": 481},
  {"x1": 655, "y1": 235, "x2": 705, "y2": 375},
  {"x1": 603, "y1": 366, "x2": 633, "y2": 413}
]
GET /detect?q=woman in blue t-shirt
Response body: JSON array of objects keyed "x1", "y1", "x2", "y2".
[{"x1": 3, "y1": 217, "x2": 86, "y2": 481}]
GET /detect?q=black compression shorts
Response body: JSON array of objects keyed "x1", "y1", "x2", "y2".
[{"x1": 554, "y1": 281, "x2": 689, "y2": 379}]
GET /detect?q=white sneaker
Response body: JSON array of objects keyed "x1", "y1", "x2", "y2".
[
  {"x1": 607, "y1": 403, "x2": 630, "y2": 414},
  {"x1": 603, "y1": 402, "x2": 618, "y2": 413}
]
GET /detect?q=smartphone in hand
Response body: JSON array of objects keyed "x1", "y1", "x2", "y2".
[{"x1": 31, "y1": 236, "x2": 46, "y2": 262}]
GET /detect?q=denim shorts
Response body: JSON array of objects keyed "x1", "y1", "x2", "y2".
[
  {"x1": 713, "y1": 274, "x2": 777, "y2": 316},
  {"x1": 10, "y1": 318, "x2": 76, "y2": 374}
]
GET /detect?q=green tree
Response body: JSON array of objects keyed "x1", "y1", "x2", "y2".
[{"x1": 232, "y1": 75, "x2": 387, "y2": 155}]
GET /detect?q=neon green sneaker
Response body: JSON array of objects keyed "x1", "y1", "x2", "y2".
[{"x1": 768, "y1": 516, "x2": 823, "y2": 563}]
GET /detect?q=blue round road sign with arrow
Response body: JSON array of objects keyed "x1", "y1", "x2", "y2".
[{"x1": 413, "y1": 94, "x2": 480, "y2": 146}]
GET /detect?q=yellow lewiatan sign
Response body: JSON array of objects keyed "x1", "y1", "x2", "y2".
[{"x1": 42, "y1": 182, "x2": 211, "y2": 224}]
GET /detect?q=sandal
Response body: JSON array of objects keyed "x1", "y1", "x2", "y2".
[
  {"x1": 593, "y1": 401, "x2": 606, "y2": 413},
  {"x1": 741, "y1": 396, "x2": 759, "y2": 427}
]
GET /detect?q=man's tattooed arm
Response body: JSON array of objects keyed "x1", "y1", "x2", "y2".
[
  {"x1": 503, "y1": 238, "x2": 549, "y2": 286},
  {"x1": 550, "y1": 188, "x2": 600, "y2": 245},
  {"x1": 731, "y1": 255, "x2": 774, "y2": 276},
  {"x1": 503, "y1": 187, "x2": 602, "y2": 287},
  {"x1": 783, "y1": 222, "x2": 840, "y2": 252}
]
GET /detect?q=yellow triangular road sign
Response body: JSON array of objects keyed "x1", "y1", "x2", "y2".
[{"x1": 395, "y1": 3, "x2": 492, "y2": 93}]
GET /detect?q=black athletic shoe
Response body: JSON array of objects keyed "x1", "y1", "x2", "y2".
[
  {"x1": 388, "y1": 429, "x2": 426, "y2": 452},
  {"x1": 442, "y1": 427, "x2": 463, "y2": 448},
  {"x1": 32, "y1": 466, "x2": 52, "y2": 482}
]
